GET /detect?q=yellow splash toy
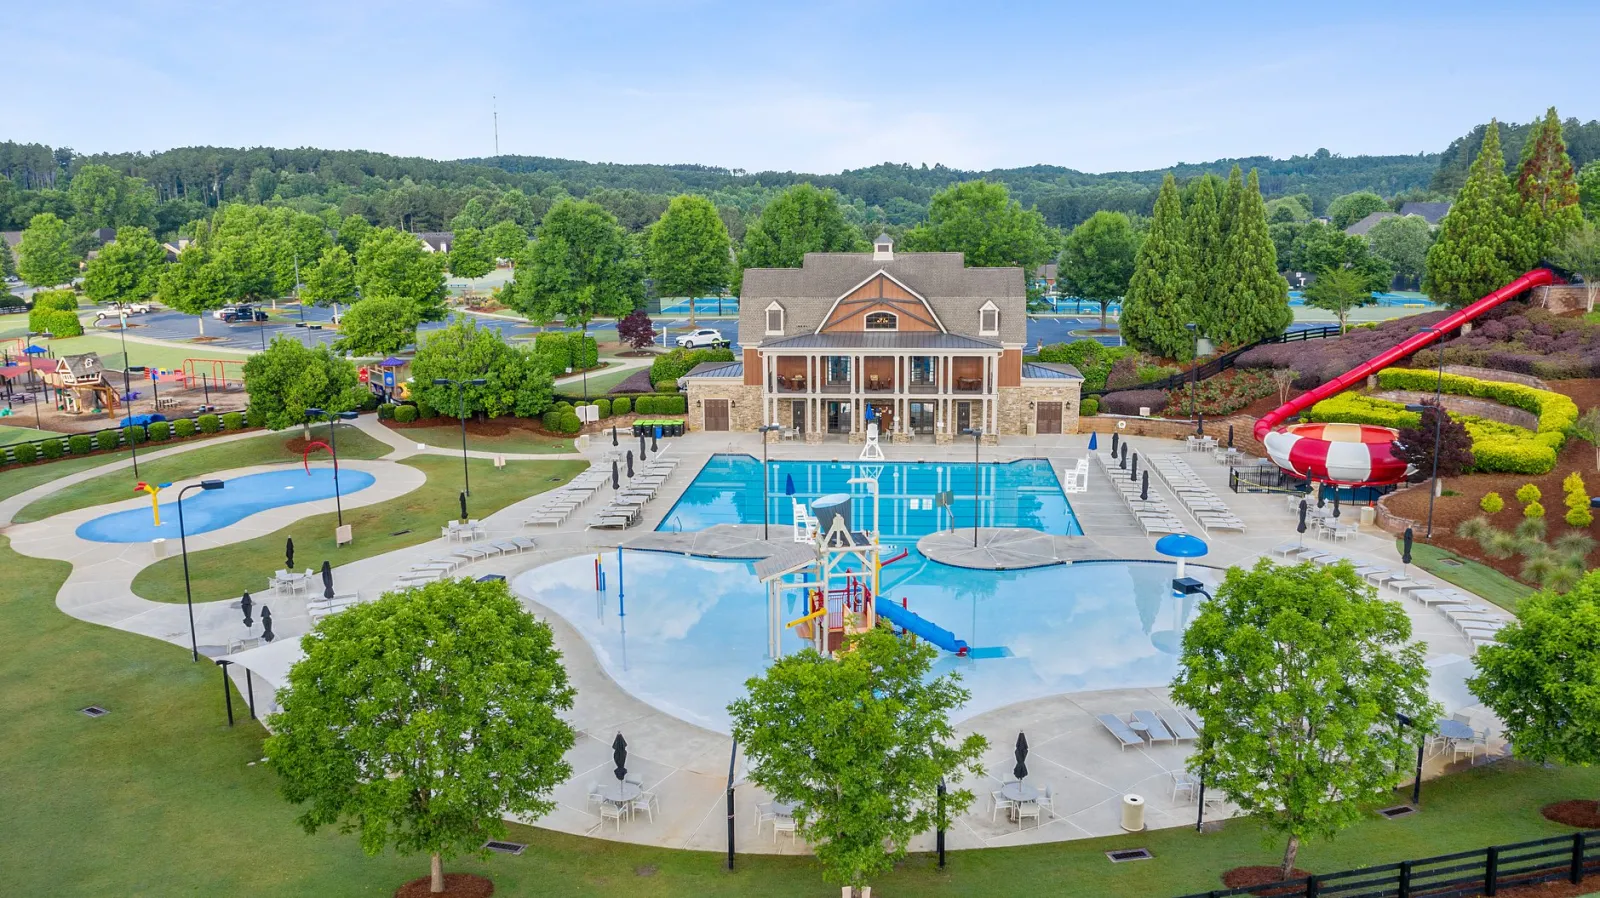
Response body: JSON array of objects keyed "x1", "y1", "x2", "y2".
[{"x1": 135, "y1": 481, "x2": 171, "y2": 527}]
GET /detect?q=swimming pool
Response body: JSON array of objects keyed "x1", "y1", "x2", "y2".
[
  {"x1": 75, "y1": 468, "x2": 376, "y2": 543},
  {"x1": 658, "y1": 455, "x2": 1082, "y2": 539},
  {"x1": 513, "y1": 553, "x2": 1211, "y2": 733}
]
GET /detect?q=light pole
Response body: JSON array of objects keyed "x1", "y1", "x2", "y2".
[
  {"x1": 757, "y1": 423, "x2": 782, "y2": 539},
  {"x1": 122, "y1": 366, "x2": 146, "y2": 477},
  {"x1": 1403, "y1": 403, "x2": 1445, "y2": 540},
  {"x1": 305, "y1": 407, "x2": 359, "y2": 526},
  {"x1": 433, "y1": 377, "x2": 486, "y2": 500},
  {"x1": 962, "y1": 427, "x2": 983, "y2": 547},
  {"x1": 1173, "y1": 576, "x2": 1212, "y2": 830},
  {"x1": 1185, "y1": 322, "x2": 1200, "y2": 423},
  {"x1": 178, "y1": 478, "x2": 226, "y2": 662},
  {"x1": 1396, "y1": 712, "x2": 1425, "y2": 805}
]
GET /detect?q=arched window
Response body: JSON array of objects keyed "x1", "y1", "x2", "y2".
[
  {"x1": 765, "y1": 302, "x2": 784, "y2": 335},
  {"x1": 865, "y1": 311, "x2": 898, "y2": 330},
  {"x1": 979, "y1": 301, "x2": 999, "y2": 335}
]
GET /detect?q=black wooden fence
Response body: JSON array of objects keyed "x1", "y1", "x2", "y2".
[
  {"x1": 1173, "y1": 830, "x2": 1599, "y2": 898},
  {"x1": 1088, "y1": 325, "x2": 1341, "y2": 398}
]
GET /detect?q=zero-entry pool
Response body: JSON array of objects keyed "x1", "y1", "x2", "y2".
[
  {"x1": 513, "y1": 552, "x2": 1212, "y2": 734},
  {"x1": 74, "y1": 467, "x2": 375, "y2": 543}
]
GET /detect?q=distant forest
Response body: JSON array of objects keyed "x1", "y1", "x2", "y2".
[{"x1": 0, "y1": 113, "x2": 1593, "y2": 241}]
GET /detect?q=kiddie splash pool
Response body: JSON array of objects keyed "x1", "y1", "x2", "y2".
[{"x1": 75, "y1": 468, "x2": 376, "y2": 543}]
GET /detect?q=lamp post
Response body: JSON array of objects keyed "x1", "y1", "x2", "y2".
[
  {"x1": 433, "y1": 377, "x2": 487, "y2": 500},
  {"x1": 178, "y1": 479, "x2": 226, "y2": 662},
  {"x1": 122, "y1": 366, "x2": 146, "y2": 477},
  {"x1": 1403, "y1": 403, "x2": 1445, "y2": 540},
  {"x1": 305, "y1": 407, "x2": 359, "y2": 526},
  {"x1": 962, "y1": 427, "x2": 983, "y2": 547},
  {"x1": 757, "y1": 423, "x2": 782, "y2": 539},
  {"x1": 1396, "y1": 712, "x2": 1425, "y2": 805},
  {"x1": 1172, "y1": 576, "x2": 1212, "y2": 830},
  {"x1": 1185, "y1": 322, "x2": 1200, "y2": 422}
]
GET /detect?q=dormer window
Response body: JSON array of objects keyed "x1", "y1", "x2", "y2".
[
  {"x1": 765, "y1": 302, "x2": 784, "y2": 335},
  {"x1": 872, "y1": 232, "x2": 894, "y2": 261},
  {"x1": 979, "y1": 301, "x2": 999, "y2": 336},
  {"x1": 865, "y1": 311, "x2": 897, "y2": 330}
]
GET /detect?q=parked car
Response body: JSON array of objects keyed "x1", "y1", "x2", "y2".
[
  {"x1": 95, "y1": 302, "x2": 152, "y2": 321},
  {"x1": 220, "y1": 307, "x2": 268, "y2": 323},
  {"x1": 676, "y1": 328, "x2": 729, "y2": 349}
]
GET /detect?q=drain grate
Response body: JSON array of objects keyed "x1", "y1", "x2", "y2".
[
  {"x1": 483, "y1": 840, "x2": 526, "y2": 855},
  {"x1": 1439, "y1": 558, "x2": 1463, "y2": 567},
  {"x1": 1106, "y1": 848, "x2": 1153, "y2": 863},
  {"x1": 1377, "y1": 805, "x2": 1417, "y2": 819},
  {"x1": 80, "y1": 706, "x2": 109, "y2": 718},
  {"x1": 390, "y1": 529, "x2": 412, "y2": 536}
]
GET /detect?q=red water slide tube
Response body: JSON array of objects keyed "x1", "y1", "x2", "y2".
[{"x1": 1253, "y1": 267, "x2": 1559, "y2": 486}]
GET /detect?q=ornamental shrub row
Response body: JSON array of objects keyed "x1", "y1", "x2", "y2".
[
  {"x1": 634, "y1": 394, "x2": 687, "y2": 415},
  {"x1": 1376, "y1": 367, "x2": 1578, "y2": 449},
  {"x1": 1308, "y1": 392, "x2": 1559, "y2": 475},
  {"x1": 2, "y1": 409, "x2": 270, "y2": 466},
  {"x1": 393, "y1": 405, "x2": 417, "y2": 423}
]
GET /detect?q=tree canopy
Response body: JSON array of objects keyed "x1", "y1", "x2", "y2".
[
  {"x1": 242, "y1": 337, "x2": 367, "y2": 432},
  {"x1": 900, "y1": 180, "x2": 1056, "y2": 276},
  {"x1": 506, "y1": 198, "x2": 641, "y2": 329},
  {"x1": 265, "y1": 578, "x2": 576, "y2": 894},
  {"x1": 83, "y1": 226, "x2": 165, "y2": 306},
  {"x1": 1121, "y1": 174, "x2": 1194, "y2": 359},
  {"x1": 1327, "y1": 191, "x2": 1389, "y2": 230},
  {"x1": 1170, "y1": 559, "x2": 1437, "y2": 879},
  {"x1": 1213, "y1": 169, "x2": 1292, "y2": 348},
  {"x1": 355, "y1": 227, "x2": 448, "y2": 321},
  {"x1": 734, "y1": 184, "x2": 866, "y2": 294},
  {"x1": 1301, "y1": 266, "x2": 1376, "y2": 333},
  {"x1": 483, "y1": 219, "x2": 527, "y2": 261},
  {"x1": 728, "y1": 627, "x2": 985, "y2": 893},
  {"x1": 1425, "y1": 121, "x2": 1535, "y2": 308},
  {"x1": 1060, "y1": 210, "x2": 1140, "y2": 329},
  {"x1": 446, "y1": 226, "x2": 494, "y2": 279},
  {"x1": 411, "y1": 318, "x2": 553, "y2": 419},
  {"x1": 16, "y1": 212, "x2": 79, "y2": 287},
  {"x1": 647, "y1": 194, "x2": 730, "y2": 326},
  {"x1": 300, "y1": 245, "x2": 357, "y2": 306},
  {"x1": 332, "y1": 294, "x2": 420, "y2": 356},
  {"x1": 65, "y1": 163, "x2": 156, "y2": 231},
  {"x1": 1365, "y1": 214, "x2": 1434, "y2": 290},
  {"x1": 1394, "y1": 404, "x2": 1475, "y2": 479},
  {"x1": 157, "y1": 243, "x2": 228, "y2": 334},
  {"x1": 1515, "y1": 106, "x2": 1584, "y2": 260},
  {"x1": 1182, "y1": 175, "x2": 1224, "y2": 336}
]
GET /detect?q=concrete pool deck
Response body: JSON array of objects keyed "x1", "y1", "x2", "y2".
[{"x1": 2, "y1": 423, "x2": 1509, "y2": 855}]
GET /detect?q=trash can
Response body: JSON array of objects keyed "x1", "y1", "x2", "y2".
[
  {"x1": 152, "y1": 538, "x2": 168, "y2": 560},
  {"x1": 1359, "y1": 506, "x2": 1376, "y2": 527},
  {"x1": 1120, "y1": 794, "x2": 1146, "y2": 832}
]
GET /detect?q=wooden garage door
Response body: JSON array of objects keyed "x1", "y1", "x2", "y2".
[
  {"x1": 1035, "y1": 402, "x2": 1062, "y2": 434},
  {"x1": 703, "y1": 399, "x2": 729, "y2": 431}
]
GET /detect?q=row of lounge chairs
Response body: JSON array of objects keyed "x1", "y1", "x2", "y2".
[
  {"x1": 589, "y1": 456, "x2": 679, "y2": 529},
  {"x1": 1093, "y1": 450, "x2": 1187, "y2": 535},
  {"x1": 1269, "y1": 543, "x2": 1506, "y2": 650},
  {"x1": 1096, "y1": 708, "x2": 1201, "y2": 750},
  {"x1": 524, "y1": 471, "x2": 610, "y2": 527},
  {"x1": 390, "y1": 536, "x2": 538, "y2": 590},
  {"x1": 1149, "y1": 455, "x2": 1246, "y2": 533}
]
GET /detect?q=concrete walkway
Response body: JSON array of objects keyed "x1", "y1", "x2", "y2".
[{"x1": 918, "y1": 528, "x2": 1113, "y2": 569}]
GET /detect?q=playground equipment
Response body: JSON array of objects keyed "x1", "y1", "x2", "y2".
[
  {"x1": 180, "y1": 358, "x2": 248, "y2": 391},
  {"x1": 1254, "y1": 267, "x2": 1560, "y2": 487},
  {"x1": 301, "y1": 440, "x2": 333, "y2": 474},
  {"x1": 135, "y1": 481, "x2": 170, "y2": 526},
  {"x1": 45, "y1": 353, "x2": 120, "y2": 416}
]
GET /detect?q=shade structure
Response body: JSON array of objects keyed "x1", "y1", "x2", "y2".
[
  {"x1": 22, "y1": 344, "x2": 46, "y2": 355},
  {"x1": 321, "y1": 560, "x2": 334, "y2": 599},
  {"x1": 612, "y1": 732, "x2": 629, "y2": 782},
  {"x1": 612, "y1": 459, "x2": 620, "y2": 489},
  {"x1": 1088, "y1": 432, "x2": 1098, "y2": 451},
  {"x1": 241, "y1": 591, "x2": 253, "y2": 628},
  {"x1": 1155, "y1": 533, "x2": 1209, "y2": 559},
  {"x1": 378, "y1": 356, "x2": 405, "y2": 367},
  {"x1": 285, "y1": 537, "x2": 295, "y2": 570},
  {"x1": 1013, "y1": 732, "x2": 1029, "y2": 781},
  {"x1": 261, "y1": 606, "x2": 275, "y2": 642}
]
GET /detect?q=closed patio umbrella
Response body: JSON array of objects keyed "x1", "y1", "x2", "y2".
[
  {"x1": 459, "y1": 491, "x2": 468, "y2": 522},
  {"x1": 1141, "y1": 471, "x2": 1149, "y2": 501},
  {"x1": 1402, "y1": 527, "x2": 1414, "y2": 566},
  {"x1": 285, "y1": 537, "x2": 295, "y2": 570},
  {"x1": 638, "y1": 432, "x2": 647, "y2": 461},
  {"x1": 241, "y1": 591, "x2": 253, "y2": 629},
  {"x1": 1087, "y1": 431, "x2": 1097, "y2": 451},
  {"x1": 612, "y1": 732, "x2": 629, "y2": 783},
  {"x1": 1119, "y1": 442, "x2": 1128, "y2": 469},
  {"x1": 785, "y1": 473, "x2": 795, "y2": 496},
  {"x1": 1130, "y1": 452, "x2": 1139, "y2": 482},
  {"x1": 611, "y1": 425, "x2": 618, "y2": 447},
  {"x1": 650, "y1": 428, "x2": 659, "y2": 453},
  {"x1": 1013, "y1": 732, "x2": 1029, "y2": 782},
  {"x1": 261, "y1": 606, "x2": 274, "y2": 642},
  {"x1": 612, "y1": 459, "x2": 620, "y2": 489},
  {"x1": 1297, "y1": 499, "x2": 1308, "y2": 545},
  {"x1": 321, "y1": 560, "x2": 334, "y2": 599},
  {"x1": 1317, "y1": 487, "x2": 1326, "y2": 509},
  {"x1": 1111, "y1": 432, "x2": 1119, "y2": 455},
  {"x1": 1196, "y1": 411, "x2": 1205, "y2": 436},
  {"x1": 626, "y1": 450, "x2": 634, "y2": 478},
  {"x1": 1332, "y1": 490, "x2": 1341, "y2": 519}
]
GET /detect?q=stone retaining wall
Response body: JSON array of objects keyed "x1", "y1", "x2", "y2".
[
  {"x1": 1532, "y1": 284, "x2": 1598, "y2": 315},
  {"x1": 1372, "y1": 390, "x2": 1539, "y2": 430},
  {"x1": 1376, "y1": 484, "x2": 1426, "y2": 538},
  {"x1": 1440, "y1": 365, "x2": 1547, "y2": 390}
]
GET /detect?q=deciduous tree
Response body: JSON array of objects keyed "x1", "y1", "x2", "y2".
[
  {"x1": 483, "y1": 219, "x2": 527, "y2": 262},
  {"x1": 242, "y1": 337, "x2": 366, "y2": 433},
  {"x1": 1327, "y1": 191, "x2": 1389, "y2": 230},
  {"x1": 735, "y1": 184, "x2": 867, "y2": 295},
  {"x1": 83, "y1": 226, "x2": 165, "y2": 306},
  {"x1": 1515, "y1": 107, "x2": 1583, "y2": 259},
  {"x1": 332, "y1": 294, "x2": 420, "y2": 356},
  {"x1": 1171, "y1": 559, "x2": 1437, "y2": 879},
  {"x1": 1394, "y1": 403, "x2": 1475, "y2": 478},
  {"x1": 1579, "y1": 161, "x2": 1600, "y2": 221},
  {"x1": 507, "y1": 199, "x2": 641, "y2": 348},
  {"x1": 1302, "y1": 266, "x2": 1376, "y2": 333},
  {"x1": 67, "y1": 163, "x2": 156, "y2": 230},
  {"x1": 901, "y1": 180, "x2": 1055, "y2": 274},
  {"x1": 1214, "y1": 169, "x2": 1292, "y2": 348},
  {"x1": 17, "y1": 212, "x2": 79, "y2": 287},
  {"x1": 355, "y1": 227, "x2": 448, "y2": 322},
  {"x1": 1552, "y1": 221, "x2": 1600, "y2": 313},
  {"x1": 647, "y1": 194, "x2": 730, "y2": 327},
  {"x1": 157, "y1": 243, "x2": 226, "y2": 335},
  {"x1": 300, "y1": 245, "x2": 358, "y2": 307},
  {"x1": 411, "y1": 318, "x2": 553, "y2": 419},
  {"x1": 337, "y1": 214, "x2": 372, "y2": 256},
  {"x1": 1365, "y1": 214, "x2": 1434, "y2": 289},
  {"x1": 616, "y1": 308, "x2": 657, "y2": 350},
  {"x1": 1425, "y1": 121, "x2": 1534, "y2": 307},
  {"x1": 266, "y1": 578, "x2": 576, "y2": 895},
  {"x1": 446, "y1": 226, "x2": 494, "y2": 279},
  {"x1": 1121, "y1": 174, "x2": 1194, "y2": 358},
  {"x1": 728, "y1": 627, "x2": 985, "y2": 896},
  {"x1": 1060, "y1": 210, "x2": 1140, "y2": 331}
]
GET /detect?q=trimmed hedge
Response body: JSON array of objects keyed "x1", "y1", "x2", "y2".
[
  {"x1": 1376, "y1": 367, "x2": 1577, "y2": 451},
  {"x1": 1100, "y1": 390, "x2": 1169, "y2": 416},
  {"x1": 148, "y1": 420, "x2": 171, "y2": 441},
  {"x1": 541, "y1": 409, "x2": 561, "y2": 432},
  {"x1": 595, "y1": 398, "x2": 612, "y2": 418},
  {"x1": 28, "y1": 307, "x2": 83, "y2": 337},
  {"x1": 124, "y1": 425, "x2": 147, "y2": 445},
  {"x1": 12, "y1": 442, "x2": 37, "y2": 464},
  {"x1": 613, "y1": 396, "x2": 631, "y2": 416},
  {"x1": 558, "y1": 411, "x2": 582, "y2": 434},
  {"x1": 1080, "y1": 397, "x2": 1099, "y2": 417},
  {"x1": 95, "y1": 430, "x2": 120, "y2": 451},
  {"x1": 198, "y1": 413, "x2": 220, "y2": 434},
  {"x1": 69, "y1": 434, "x2": 94, "y2": 455},
  {"x1": 221, "y1": 412, "x2": 244, "y2": 431},
  {"x1": 1308, "y1": 392, "x2": 1559, "y2": 475},
  {"x1": 41, "y1": 439, "x2": 63, "y2": 459},
  {"x1": 174, "y1": 418, "x2": 196, "y2": 437},
  {"x1": 377, "y1": 403, "x2": 396, "y2": 420},
  {"x1": 393, "y1": 405, "x2": 418, "y2": 423},
  {"x1": 416, "y1": 400, "x2": 436, "y2": 419}
]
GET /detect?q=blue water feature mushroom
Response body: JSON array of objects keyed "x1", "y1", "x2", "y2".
[{"x1": 1155, "y1": 533, "x2": 1209, "y2": 586}]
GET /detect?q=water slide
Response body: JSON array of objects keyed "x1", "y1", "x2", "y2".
[
  {"x1": 874, "y1": 598, "x2": 970, "y2": 656},
  {"x1": 1254, "y1": 267, "x2": 1559, "y2": 487}
]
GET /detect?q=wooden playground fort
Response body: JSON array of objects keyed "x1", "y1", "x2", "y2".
[{"x1": 44, "y1": 354, "x2": 120, "y2": 416}]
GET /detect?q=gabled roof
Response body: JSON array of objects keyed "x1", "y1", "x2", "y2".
[
  {"x1": 1344, "y1": 211, "x2": 1398, "y2": 236},
  {"x1": 1022, "y1": 362, "x2": 1083, "y2": 380},
  {"x1": 816, "y1": 269, "x2": 947, "y2": 333},
  {"x1": 683, "y1": 361, "x2": 744, "y2": 378},
  {"x1": 415, "y1": 231, "x2": 453, "y2": 251},
  {"x1": 759, "y1": 332, "x2": 1000, "y2": 351},
  {"x1": 1398, "y1": 201, "x2": 1451, "y2": 225}
]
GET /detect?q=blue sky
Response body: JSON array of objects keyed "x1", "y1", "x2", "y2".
[{"x1": 11, "y1": 1, "x2": 1598, "y2": 174}]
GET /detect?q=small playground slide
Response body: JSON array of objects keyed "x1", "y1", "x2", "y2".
[
  {"x1": 1254, "y1": 267, "x2": 1559, "y2": 487},
  {"x1": 874, "y1": 598, "x2": 970, "y2": 656}
]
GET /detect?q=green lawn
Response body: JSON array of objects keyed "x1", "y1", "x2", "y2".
[
  {"x1": 557, "y1": 362, "x2": 651, "y2": 395},
  {"x1": 6, "y1": 531, "x2": 1600, "y2": 897},
  {"x1": 40, "y1": 331, "x2": 252, "y2": 374},
  {"x1": 395, "y1": 420, "x2": 579, "y2": 454},
  {"x1": 13, "y1": 427, "x2": 393, "y2": 523},
  {"x1": 1399, "y1": 539, "x2": 1539, "y2": 612},
  {"x1": 0, "y1": 453, "x2": 126, "y2": 506},
  {"x1": 0, "y1": 422, "x2": 63, "y2": 446},
  {"x1": 130, "y1": 455, "x2": 586, "y2": 603}
]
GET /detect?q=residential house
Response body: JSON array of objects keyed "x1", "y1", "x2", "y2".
[
  {"x1": 682, "y1": 235, "x2": 1082, "y2": 443},
  {"x1": 416, "y1": 232, "x2": 452, "y2": 254},
  {"x1": 1344, "y1": 211, "x2": 1398, "y2": 237},
  {"x1": 1398, "y1": 202, "x2": 1451, "y2": 226}
]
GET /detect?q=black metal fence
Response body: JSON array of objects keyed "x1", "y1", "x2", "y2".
[
  {"x1": 1229, "y1": 461, "x2": 1308, "y2": 494},
  {"x1": 1088, "y1": 325, "x2": 1341, "y2": 398},
  {"x1": 1173, "y1": 830, "x2": 1599, "y2": 898}
]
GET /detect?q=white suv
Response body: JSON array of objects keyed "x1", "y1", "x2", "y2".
[
  {"x1": 95, "y1": 302, "x2": 152, "y2": 320},
  {"x1": 675, "y1": 328, "x2": 729, "y2": 349}
]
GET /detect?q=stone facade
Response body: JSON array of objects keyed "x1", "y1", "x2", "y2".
[
  {"x1": 683, "y1": 380, "x2": 763, "y2": 434},
  {"x1": 1533, "y1": 284, "x2": 1598, "y2": 315},
  {"x1": 999, "y1": 382, "x2": 1085, "y2": 437}
]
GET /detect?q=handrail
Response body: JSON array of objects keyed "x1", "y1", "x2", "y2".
[{"x1": 1253, "y1": 267, "x2": 1559, "y2": 442}]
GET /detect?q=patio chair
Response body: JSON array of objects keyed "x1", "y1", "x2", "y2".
[
  {"x1": 772, "y1": 816, "x2": 797, "y2": 843},
  {"x1": 991, "y1": 790, "x2": 1016, "y2": 823},
  {"x1": 1171, "y1": 771, "x2": 1198, "y2": 802},
  {"x1": 1038, "y1": 786, "x2": 1056, "y2": 818},
  {"x1": 586, "y1": 782, "x2": 604, "y2": 809},
  {"x1": 1095, "y1": 714, "x2": 1144, "y2": 750},
  {"x1": 1157, "y1": 708, "x2": 1199, "y2": 741},
  {"x1": 755, "y1": 802, "x2": 776, "y2": 834},
  {"x1": 1015, "y1": 801, "x2": 1042, "y2": 830},
  {"x1": 630, "y1": 791, "x2": 658, "y2": 823},
  {"x1": 1132, "y1": 710, "x2": 1176, "y2": 744},
  {"x1": 599, "y1": 801, "x2": 626, "y2": 831}
]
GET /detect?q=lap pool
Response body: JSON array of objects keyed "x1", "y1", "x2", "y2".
[
  {"x1": 75, "y1": 468, "x2": 376, "y2": 543},
  {"x1": 514, "y1": 455, "x2": 1211, "y2": 733}
]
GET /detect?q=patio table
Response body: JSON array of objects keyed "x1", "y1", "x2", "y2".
[{"x1": 999, "y1": 782, "x2": 1042, "y2": 803}]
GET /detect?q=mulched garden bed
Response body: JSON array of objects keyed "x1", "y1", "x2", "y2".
[
  {"x1": 394, "y1": 873, "x2": 493, "y2": 897},
  {"x1": 384, "y1": 415, "x2": 563, "y2": 439},
  {"x1": 1543, "y1": 800, "x2": 1600, "y2": 828},
  {"x1": 1222, "y1": 866, "x2": 1311, "y2": 894}
]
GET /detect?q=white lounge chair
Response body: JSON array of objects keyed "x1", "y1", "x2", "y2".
[{"x1": 1096, "y1": 714, "x2": 1144, "y2": 750}]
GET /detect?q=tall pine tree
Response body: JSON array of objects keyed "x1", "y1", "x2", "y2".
[
  {"x1": 1122, "y1": 174, "x2": 1195, "y2": 359},
  {"x1": 1182, "y1": 175, "x2": 1224, "y2": 341},
  {"x1": 1218, "y1": 165, "x2": 1245, "y2": 246},
  {"x1": 1214, "y1": 169, "x2": 1292, "y2": 348},
  {"x1": 1516, "y1": 106, "x2": 1583, "y2": 261},
  {"x1": 1425, "y1": 121, "x2": 1534, "y2": 308}
]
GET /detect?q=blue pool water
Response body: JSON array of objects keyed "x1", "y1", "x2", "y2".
[
  {"x1": 514, "y1": 554, "x2": 1210, "y2": 733},
  {"x1": 658, "y1": 455, "x2": 1082, "y2": 538},
  {"x1": 75, "y1": 468, "x2": 376, "y2": 543}
]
